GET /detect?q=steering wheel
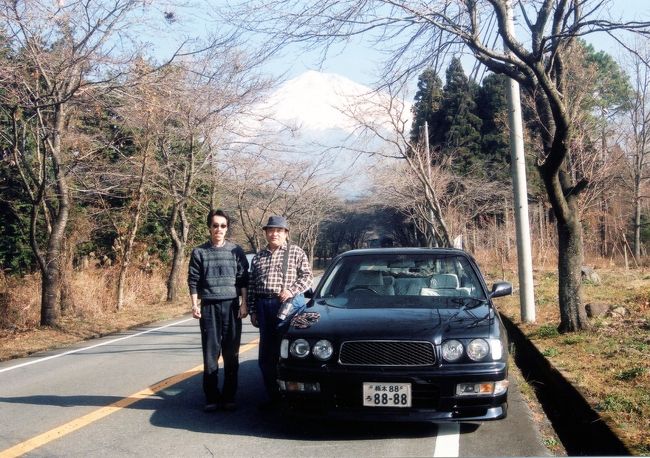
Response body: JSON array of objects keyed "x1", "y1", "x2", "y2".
[{"x1": 347, "y1": 285, "x2": 380, "y2": 295}]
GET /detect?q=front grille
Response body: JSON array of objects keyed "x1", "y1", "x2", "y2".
[{"x1": 339, "y1": 340, "x2": 436, "y2": 366}]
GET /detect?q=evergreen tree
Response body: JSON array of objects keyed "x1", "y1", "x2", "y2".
[
  {"x1": 409, "y1": 68, "x2": 444, "y2": 145},
  {"x1": 476, "y1": 72, "x2": 511, "y2": 182},
  {"x1": 581, "y1": 41, "x2": 632, "y2": 114},
  {"x1": 439, "y1": 58, "x2": 482, "y2": 175}
]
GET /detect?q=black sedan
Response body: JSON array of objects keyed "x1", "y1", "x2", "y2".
[{"x1": 277, "y1": 247, "x2": 512, "y2": 422}]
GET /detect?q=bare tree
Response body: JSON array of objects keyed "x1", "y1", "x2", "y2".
[
  {"x1": 274, "y1": 154, "x2": 346, "y2": 266},
  {"x1": 221, "y1": 144, "x2": 343, "y2": 260},
  {"x1": 151, "y1": 46, "x2": 273, "y2": 302},
  {"x1": 624, "y1": 41, "x2": 650, "y2": 262},
  {"x1": 0, "y1": 0, "x2": 165, "y2": 325},
  {"x1": 371, "y1": 153, "x2": 510, "y2": 251},
  {"x1": 223, "y1": 0, "x2": 650, "y2": 332},
  {"x1": 111, "y1": 63, "x2": 168, "y2": 310},
  {"x1": 222, "y1": 149, "x2": 294, "y2": 252}
]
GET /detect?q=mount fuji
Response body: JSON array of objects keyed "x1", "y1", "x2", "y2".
[
  {"x1": 245, "y1": 70, "x2": 411, "y2": 196},
  {"x1": 261, "y1": 70, "x2": 388, "y2": 132}
]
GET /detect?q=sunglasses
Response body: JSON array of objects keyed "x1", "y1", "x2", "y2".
[{"x1": 211, "y1": 224, "x2": 228, "y2": 229}]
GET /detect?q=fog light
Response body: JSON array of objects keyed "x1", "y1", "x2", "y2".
[
  {"x1": 278, "y1": 380, "x2": 321, "y2": 393},
  {"x1": 456, "y1": 383, "x2": 491, "y2": 395}
]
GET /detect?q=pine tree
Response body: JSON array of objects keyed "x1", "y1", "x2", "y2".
[
  {"x1": 410, "y1": 68, "x2": 444, "y2": 145},
  {"x1": 439, "y1": 58, "x2": 482, "y2": 175},
  {"x1": 476, "y1": 72, "x2": 511, "y2": 182}
]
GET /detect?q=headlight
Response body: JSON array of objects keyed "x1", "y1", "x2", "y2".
[
  {"x1": 442, "y1": 339, "x2": 464, "y2": 362},
  {"x1": 467, "y1": 339, "x2": 489, "y2": 361},
  {"x1": 312, "y1": 339, "x2": 333, "y2": 361},
  {"x1": 289, "y1": 339, "x2": 310, "y2": 358}
]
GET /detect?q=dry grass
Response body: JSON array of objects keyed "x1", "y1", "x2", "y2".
[
  {"x1": 0, "y1": 266, "x2": 189, "y2": 362},
  {"x1": 491, "y1": 264, "x2": 650, "y2": 456}
]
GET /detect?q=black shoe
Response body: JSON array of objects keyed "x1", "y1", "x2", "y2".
[{"x1": 203, "y1": 403, "x2": 219, "y2": 413}]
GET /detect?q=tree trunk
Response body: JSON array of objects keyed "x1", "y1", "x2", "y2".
[
  {"x1": 116, "y1": 141, "x2": 149, "y2": 310},
  {"x1": 599, "y1": 199, "x2": 608, "y2": 258},
  {"x1": 537, "y1": 103, "x2": 588, "y2": 332},
  {"x1": 41, "y1": 265, "x2": 60, "y2": 326},
  {"x1": 41, "y1": 209, "x2": 68, "y2": 325},
  {"x1": 167, "y1": 243, "x2": 184, "y2": 302},
  {"x1": 633, "y1": 172, "x2": 642, "y2": 263},
  {"x1": 167, "y1": 206, "x2": 183, "y2": 302},
  {"x1": 556, "y1": 214, "x2": 589, "y2": 332},
  {"x1": 41, "y1": 106, "x2": 70, "y2": 326}
]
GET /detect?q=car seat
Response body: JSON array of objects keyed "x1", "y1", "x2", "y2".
[{"x1": 346, "y1": 270, "x2": 394, "y2": 295}]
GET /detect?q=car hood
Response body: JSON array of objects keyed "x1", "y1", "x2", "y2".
[{"x1": 290, "y1": 300, "x2": 496, "y2": 341}]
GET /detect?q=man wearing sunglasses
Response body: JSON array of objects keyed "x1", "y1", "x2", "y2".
[{"x1": 188, "y1": 209, "x2": 249, "y2": 412}]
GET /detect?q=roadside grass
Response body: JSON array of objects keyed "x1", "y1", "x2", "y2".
[
  {"x1": 0, "y1": 267, "x2": 189, "y2": 362},
  {"x1": 491, "y1": 266, "x2": 650, "y2": 456}
]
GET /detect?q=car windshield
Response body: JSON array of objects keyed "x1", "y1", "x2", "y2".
[{"x1": 316, "y1": 252, "x2": 487, "y2": 309}]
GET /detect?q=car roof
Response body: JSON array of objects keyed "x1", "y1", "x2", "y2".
[{"x1": 337, "y1": 247, "x2": 471, "y2": 257}]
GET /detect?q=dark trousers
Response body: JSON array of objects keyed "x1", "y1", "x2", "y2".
[
  {"x1": 257, "y1": 297, "x2": 282, "y2": 400},
  {"x1": 199, "y1": 298, "x2": 242, "y2": 404}
]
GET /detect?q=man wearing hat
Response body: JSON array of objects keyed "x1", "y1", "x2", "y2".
[{"x1": 248, "y1": 215, "x2": 313, "y2": 410}]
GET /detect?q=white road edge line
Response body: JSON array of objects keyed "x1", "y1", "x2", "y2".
[
  {"x1": 0, "y1": 317, "x2": 195, "y2": 374},
  {"x1": 433, "y1": 423, "x2": 460, "y2": 457}
]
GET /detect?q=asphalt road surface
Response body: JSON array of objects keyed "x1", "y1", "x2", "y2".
[{"x1": 0, "y1": 316, "x2": 552, "y2": 457}]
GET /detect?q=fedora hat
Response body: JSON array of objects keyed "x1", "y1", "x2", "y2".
[{"x1": 262, "y1": 215, "x2": 289, "y2": 230}]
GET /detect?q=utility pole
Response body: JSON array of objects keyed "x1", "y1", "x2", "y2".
[
  {"x1": 423, "y1": 122, "x2": 437, "y2": 247},
  {"x1": 504, "y1": 0, "x2": 535, "y2": 322}
]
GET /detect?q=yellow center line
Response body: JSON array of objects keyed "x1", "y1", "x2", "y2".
[{"x1": 0, "y1": 339, "x2": 260, "y2": 458}]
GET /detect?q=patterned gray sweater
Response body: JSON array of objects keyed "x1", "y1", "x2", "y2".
[{"x1": 187, "y1": 241, "x2": 249, "y2": 301}]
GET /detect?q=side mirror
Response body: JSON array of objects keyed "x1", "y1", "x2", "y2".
[
  {"x1": 490, "y1": 281, "x2": 512, "y2": 298},
  {"x1": 304, "y1": 288, "x2": 314, "y2": 299}
]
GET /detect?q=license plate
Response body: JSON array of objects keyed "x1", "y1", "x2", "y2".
[{"x1": 362, "y1": 382, "x2": 412, "y2": 407}]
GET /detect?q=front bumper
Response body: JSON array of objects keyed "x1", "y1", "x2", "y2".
[{"x1": 277, "y1": 363, "x2": 508, "y2": 422}]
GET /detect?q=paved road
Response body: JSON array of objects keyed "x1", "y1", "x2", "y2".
[{"x1": 0, "y1": 317, "x2": 552, "y2": 457}]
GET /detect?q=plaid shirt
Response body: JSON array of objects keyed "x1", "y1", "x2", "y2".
[{"x1": 248, "y1": 243, "x2": 313, "y2": 314}]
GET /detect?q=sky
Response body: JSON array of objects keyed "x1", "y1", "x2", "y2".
[
  {"x1": 237, "y1": 0, "x2": 650, "y2": 89},
  {"x1": 150, "y1": 0, "x2": 650, "y2": 95}
]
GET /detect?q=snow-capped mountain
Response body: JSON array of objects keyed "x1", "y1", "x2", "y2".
[
  {"x1": 260, "y1": 70, "x2": 387, "y2": 132},
  {"x1": 259, "y1": 70, "x2": 410, "y2": 135},
  {"x1": 234, "y1": 70, "x2": 411, "y2": 197}
]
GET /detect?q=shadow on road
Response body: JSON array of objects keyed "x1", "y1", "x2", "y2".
[
  {"x1": 0, "y1": 360, "x2": 480, "y2": 442},
  {"x1": 147, "y1": 360, "x2": 479, "y2": 441}
]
